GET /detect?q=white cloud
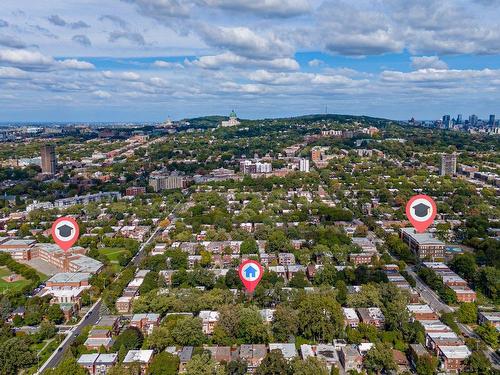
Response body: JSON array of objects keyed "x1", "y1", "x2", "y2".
[
  {"x1": 93, "y1": 90, "x2": 111, "y2": 98},
  {"x1": 192, "y1": 52, "x2": 299, "y2": 70},
  {"x1": 153, "y1": 60, "x2": 184, "y2": 68},
  {"x1": 308, "y1": 59, "x2": 324, "y2": 67},
  {"x1": 102, "y1": 70, "x2": 141, "y2": 81},
  {"x1": 411, "y1": 56, "x2": 448, "y2": 70},
  {"x1": 58, "y1": 59, "x2": 95, "y2": 70},
  {"x1": 0, "y1": 49, "x2": 54, "y2": 67},
  {"x1": 197, "y1": 25, "x2": 294, "y2": 59}
]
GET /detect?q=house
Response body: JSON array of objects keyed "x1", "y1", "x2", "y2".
[
  {"x1": 205, "y1": 346, "x2": 232, "y2": 363},
  {"x1": 199, "y1": 310, "x2": 220, "y2": 335},
  {"x1": 278, "y1": 253, "x2": 295, "y2": 266},
  {"x1": 95, "y1": 316, "x2": 121, "y2": 335},
  {"x1": 159, "y1": 270, "x2": 175, "y2": 286},
  {"x1": 357, "y1": 307, "x2": 385, "y2": 328},
  {"x1": 77, "y1": 353, "x2": 117, "y2": 375},
  {"x1": 438, "y1": 345, "x2": 471, "y2": 372},
  {"x1": 349, "y1": 252, "x2": 374, "y2": 265},
  {"x1": 343, "y1": 308, "x2": 360, "y2": 328},
  {"x1": 239, "y1": 344, "x2": 267, "y2": 373},
  {"x1": 8, "y1": 306, "x2": 26, "y2": 322},
  {"x1": 407, "y1": 304, "x2": 439, "y2": 321},
  {"x1": 130, "y1": 313, "x2": 161, "y2": 335},
  {"x1": 315, "y1": 344, "x2": 339, "y2": 370},
  {"x1": 339, "y1": 346, "x2": 362, "y2": 372},
  {"x1": 268, "y1": 343, "x2": 298, "y2": 361},
  {"x1": 84, "y1": 337, "x2": 115, "y2": 351},
  {"x1": 449, "y1": 286, "x2": 477, "y2": 302},
  {"x1": 478, "y1": 311, "x2": 500, "y2": 328},
  {"x1": 178, "y1": 346, "x2": 194, "y2": 373},
  {"x1": 116, "y1": 296, "x2": 133, "y2": 313},
  {"x1": 409, "y1": 343, "x2": 429, "y2": 368},
  {"x1": 393, "y1": 350, "x2": 410, "y2": 373},
  {"x1": 426, "y1": 332, "x2": 462, "y2": 353},
  {"x1": 123, "y1": 350, "x2": 154, "y2": 375}
]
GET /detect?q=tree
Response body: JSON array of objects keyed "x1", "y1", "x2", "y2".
[
  {"x1": 0, "y1": 337, "x2": 37, "y2": 375},
  {"x1": 200, "y1": 250, "x2": 212, "y2": 268},
  {"x1": 139, "y1": 271, "x2": 159, "y2": 294},
  {"x1": 292, "y1": 357, "x2": 329, "y2": 375},
  {"x1": 475, "y1": 323, "x2": 499, "y2": 349},
  {"x1": 149, "y1": 352, "x2": 179, "y2": 375},
  {"x1": 456, "y1": 303, "x2": 477, "y2": 324},
  {"x1": 335, "y1": 280, "x2": 347, "y2": 305},
  {"x1": 288, "y1": 271, "x2": 308, "y2": 288},
  {"x1": 465, "y1": 350, "x2": 493, "y2": 374},
  {"x1": 185, "y1": 353, "x2": 223, "y2": 375},
  {"x1": 363, "y1": 342, "x2": 396, "y2": 374},
  {"x1": 47, "y1": 304, "x2": 65, "y2": 324},
  {"x1": 227, "y1": 359, "x2": 248, "y2": 375},
  {"x1": 169, "y1": 316, "x2": 205, "y2": 346},
  {"x1": 112, "y1": 327, "x2": 144, "y2": 351},
  {"x1": 213, "y1": 305, "x2": 268, "y2": 345},
  {"x1": 38, "y1": 320, "x2": 57, "y2": 341},
  {"x1": 272, "y1": 305, "x2": 299, "y2": 341},
  {"x1": 240, "y1": 239, "x2": 259, "y2": 254},
  {"x1": 146, "y1": 326, "x2": 171, "y2": 352},
  {"x1": 267, "y1": 230, "x2": 292, "y2": 253},
  {"x1": 256, "y1": 350, "x2": 291, "y2": 375},
  {"x1": 415, "y1": 354, "x2": 438, "y2": 375},
  {"x1": 45, "y1": 354, "x2": 87, "y2": 375},
  {"x1": 346, "y1": 284, "x2": 381, "y2": 308},
  {"x1": 297, "y1": 293, "x2": 343, "y2": 342},
  {"x1": 449, "y1": 253, "x2": 476, "y2": 282}
]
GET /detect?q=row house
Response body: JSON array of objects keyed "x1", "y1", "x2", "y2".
[
  {"x1": 478, "y1": 311, "x2": 500, "y2": 328},
  {"x1": 130, "y1": 313, "x2": 161, "y2": 335},
  {"x1": 357, "y1": 307, "x2": 385, "y2": 328},
  {"x1": 343, "y1": 308, "x2": 360, "y2": 328},
  {"x1": 239, "y1": 344, "x2": 267, "y2": 373},
  {"x1": 438, "y1": 345, "x2": 471, "y2": 373},
  {"x1": 123, "y1": 350, "x2": 154, "y2": 375},
  {"x1": 339, "y1": 346, "x2": 363, "y2": 372},
  {"x1": 301, "y1": 344, "x2": 339, "y2": 371},
  {"x1": 77, "y1": 353, "x2": 118, "y2": 375},
  {"x1": 426, "y1": 332, "x2": 463, "y2": 354},
  {"x1": 407, "y1": 304, "x2": 439, "y2": 321}
]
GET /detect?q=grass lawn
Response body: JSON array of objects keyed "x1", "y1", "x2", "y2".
[
  {"x1": 0, "y1": 266, "x2": 32, "y2": 292},
  {"x1": 100, "y1": 247, "x2": 129, "y2": 263}
]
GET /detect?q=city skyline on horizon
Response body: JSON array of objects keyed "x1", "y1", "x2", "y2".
[{"x1": 1, "y1": 0, "x2": 500, "y2": 121}]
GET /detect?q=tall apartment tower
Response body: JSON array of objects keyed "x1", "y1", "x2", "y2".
[
  {"x1": 41, "y1": 144, "x2": 57, "y2": 175},
  {"x1": 440, "y1": 153, "x2": 457, "y2": 176}
]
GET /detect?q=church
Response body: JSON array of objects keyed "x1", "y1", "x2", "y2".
[{"x1": 220, "y1": 110, "x2": 240, "y2": 127}]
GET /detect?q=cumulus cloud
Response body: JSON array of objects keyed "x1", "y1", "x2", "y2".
[
  {"x1": 0, "y1": 49, "x2": 54, "y2": 68},
  {"x1": 196, "y1": 0, "x2": 311, "y2": 18},
  {"x1": 58, "y1": 59, "x2": 95, "y2": 70},
  {"x1": 153, "y1": 60, "x2": 184, "y2": 68},
  {"x1": 191, "y1": 52, "x2": 299, "y2": 71},
  {"x1": 411, "y1": 56, "x2": 448, "y2": 70},
  {"x1": 72, "y1": 34, "x2": 91, "y2": 47},
  {"x1": 102, "y1": 70, "x2": 141, "y2": 81},
  {"x1": 198, "y1": 25, "x2": 293, "y2": 59},
  {"x1": 109, "y1": 31, "x2": 146, "y2": 45},
  {"x1": 48, "y1": 14, "x2": 90, "y2": 29}
]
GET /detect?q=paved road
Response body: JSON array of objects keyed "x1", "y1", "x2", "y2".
[
  {"x1": 37, "y1": 299, "x2": 102, "y2": 374},
  {"x1": 406, "y1": 267, "x2": 454, "y2": 313}
]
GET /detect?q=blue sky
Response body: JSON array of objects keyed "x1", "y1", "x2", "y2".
[{"x1": 1, "y1": 0, "x2": 500, "y2": 122}]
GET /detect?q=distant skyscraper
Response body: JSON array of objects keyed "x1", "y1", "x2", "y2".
[
  {"x1": 440, "y1": 153, "x2": 457, "y2": 176},
  {"x1": 442, "y1": 115, "x2": 451, "y2": 128},
  {"x1": 469, "y1": 114, "x2": 478, "y2": 126},
  {"x1": 456, "y1": 114, "x2": 462, "y2": 124},
  {"x1": 489, "y1": 114, "x2": 495, "y2": 125},
  {"x1": 40, "y1": 144, "x2": 57, "y2": 175}
]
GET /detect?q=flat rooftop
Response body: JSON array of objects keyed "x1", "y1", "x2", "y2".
[{"x1": 401, "y1": 228, "x2": 445, "y2": 245}]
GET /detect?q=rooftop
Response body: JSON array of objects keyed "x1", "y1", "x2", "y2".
[
  {"x1": 123, "y1": 350, "x2": 154, "y2": 363},
  {"x1": 47, "y1": 272, "x2": 90, "y2": 284},
  {"x1": 269, "y1": 343, "x2": 297, "y2": 359},
  {"x1": 439, "y1": 345, "x2": 471, "y2": 359},
  {"x1": 401, "y1": 228, "x2": 445, "y2": 245}
]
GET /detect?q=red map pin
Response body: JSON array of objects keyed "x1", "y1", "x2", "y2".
[
  {"x1": 239, "y1": 259, "x2": 263, "y2": 293},
  {"x1": 406, "y1": 194, "x2": 437, "y2": 233},
  {"x1": 51, "y1": 216, "x2": 79, "y2": 252}
]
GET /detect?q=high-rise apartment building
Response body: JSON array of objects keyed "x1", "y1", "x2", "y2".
[
  {"x1": 299, "y1": 158, "x2": 310, "y2": 172},
  {"x1": 41, "y1": 144, "x2": 57, "y2": 175},
  {"x1": 440, "y1": 153, "x2": 457, "y2": 176}
]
